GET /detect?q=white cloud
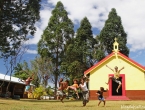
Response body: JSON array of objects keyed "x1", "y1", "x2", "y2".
[
  {"x1": 26, "y1": 49, "x2": 37, "y2": 54},
  {"x1": 28, "y1": 0, "x2": 145, "y2": 52},
  {"x1": 27, "y1": 4, "x2": 52, "y2": 45}
]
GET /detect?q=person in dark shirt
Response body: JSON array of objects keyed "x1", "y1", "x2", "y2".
[{"x1": 96, "y1": 87, "x2": 108, "y2": 107}]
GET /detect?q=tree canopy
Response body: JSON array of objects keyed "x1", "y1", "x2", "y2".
[
  {"x1": 0, "y1": 0, "x2": 41, "y2": 58},
  {"x1": 60, "y1": 17, "x2": 97, "y2": 84},
  {"x1": 99, "y1": 8, "x2": 129, "y2": 56},
  {"x1": 38, "y1": 1, "x2": 74, "y2": 95}
]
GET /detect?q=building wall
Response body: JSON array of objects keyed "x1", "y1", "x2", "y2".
[
  {"x1": 0, "y1": 80, "x2": 25, "y2": 98},
  {"x1": 89, "y1": 56, "x2": 118, "y2": 90},
  {"x1": 126, "y1": 90, "x2": 145, "y2": 100},
  {"x1": 89, "y1": 90, "x2": 108, "y2": 100},
  {"x1": 88, "y1": 55, "x2": 145, "y2": 100},
  {"x1": 89, "y1": 90, "x2": 145, "y2": 100},
  {"x1": 14, "y1": 84, "x2": 25, "y2": 98},
  {"x1": 89, "y1": 55, "x2": 145, "y2": 91},
  {"x1": 115, "y1": 56, "x2": 145, "y2": 90}
]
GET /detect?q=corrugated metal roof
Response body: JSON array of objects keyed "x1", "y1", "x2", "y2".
[{"x1": 0, "y1": 73, "x2": 25, "y2": 85}]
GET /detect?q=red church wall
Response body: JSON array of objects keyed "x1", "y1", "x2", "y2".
[
  {"x1": 89, "y1": 74, "x2": 145, "y2": 100},
  {"x1": 126, "y1": 90, "x2": 145, "y2": 100},
  {"x1": 89, "y1": 90, "x2": 145, "y2": 100},
  {"x1": 89, "y1": 90, "x2": 109, "y2": 100}
]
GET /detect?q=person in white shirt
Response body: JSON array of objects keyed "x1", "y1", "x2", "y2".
[{"x1": 79, "y1": 75, "x2": 89, "y2": 106}]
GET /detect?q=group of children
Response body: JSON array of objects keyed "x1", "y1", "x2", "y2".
[
  {"x1": 57, "y1": 75, "x2": 89, "y2": 106},
  {"x1": 57, "y1": 65, "x2": 124, "y2": 107},
  {"x1": 57, "y1": 76, "x2": 106, "y2": 107},
  {"x1": 21, "y1": 64, "x2": 124, "y2": 107}
]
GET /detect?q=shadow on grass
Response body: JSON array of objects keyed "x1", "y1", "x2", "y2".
[
  {"x1": 0, "y1": 103, "x2": 8, "y2": 105},
  {"x1": 64, "y1": 105, "x2": 95, "y2": 108},
  {"x1": 18, "y1": 99, "x2": 82, "y2": 103},
  {"x1": 122, "y1": 104, "x2": 132, "y2": 105},
  {"x1": 0, "y1": 97, "x2": 83, "y2": 103}
]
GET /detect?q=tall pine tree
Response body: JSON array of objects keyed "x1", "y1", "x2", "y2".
[
  {"x1": 92, "y1": 35, "x2": 106, "y2": 61},
  {"x1": 37, "y1": 1, "x2": 74, "y2": 96},
  {"x1": 75, "y1": 17, "x2": 97, "y2": 68},
  {"x1": 61, "y1": 17, "x2": 97, "y2": 83},
  {"x1": 99, "y1": 8, "x2": 129, "y2": 56}
]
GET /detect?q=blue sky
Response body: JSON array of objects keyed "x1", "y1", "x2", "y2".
[{"x1": 0, "y1": 0, "x2": 145, "y2": 75}]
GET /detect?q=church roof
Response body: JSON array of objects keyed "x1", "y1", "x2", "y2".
[
  {"x1": 84, "y1": 52, "x2": 145, "y2": 75},
  {"x1": 85, "y1": 38, "x2": 145, "y2": 75}
]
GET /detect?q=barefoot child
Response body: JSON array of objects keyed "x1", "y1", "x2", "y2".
[
  {"x1": 96, "y1": 87, "x2": 108, "y2": 107},
  {"x1": 106, "y1": 65, "x2": 124, "y2": 93},
  {"x1": 57, "y1": 78, "x2": 63, "y2": 100},
  {"x1": 79, "y1": 75, "x2": 89, "y2": 106},
  {"x1": 57, "y1": 80, "x2": 69, "y2": 103},
  {"x1": 21, "y1": 73, "x2": 34, "y2": 93},
  {"x1": 66, "y1": 79, "x2": 79, "y2": 99}
]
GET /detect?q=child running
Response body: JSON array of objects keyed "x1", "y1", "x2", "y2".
[
  {"x1": 57, "y1": 80, "x2": 69, "y2": 103},
  {"x1": 57, "y1": 78, "x2": 63, "y2": 100},
  {"x1": 66, "y1": 79, "x2": 79, "y2": 99},
  {"x1": 79, "y1": 75, "x2": 89, "y2": 106},
  {"x1": 96, "y1": 87, "x2": 108, "y2": 107}
]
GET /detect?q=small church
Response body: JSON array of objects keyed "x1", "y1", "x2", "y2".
[{"x1": 84, "y1": 38, "x2": 145, "y2": 100}]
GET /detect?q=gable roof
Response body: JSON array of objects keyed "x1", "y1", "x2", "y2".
[
  {"x1": 0, "y1": 73, "x2": 33, "y2": 85},
  {"x1": 84, "y1": 52, "x2": 145, "y2": 75}
]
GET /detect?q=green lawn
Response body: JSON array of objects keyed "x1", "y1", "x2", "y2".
[{"x1": 0, "y1": 98, "x2": 145, "y2": 110}]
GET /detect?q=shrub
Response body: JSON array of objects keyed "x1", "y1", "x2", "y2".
[{"x1": 33, "y1": 85, "x2": 47, "y2": 99}]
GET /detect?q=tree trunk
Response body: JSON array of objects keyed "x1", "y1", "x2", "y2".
[{"x1": 54, "y1": 74, "x2": 58, "y2": 99}]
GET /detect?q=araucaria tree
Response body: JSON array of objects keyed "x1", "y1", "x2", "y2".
[
  {"x1": 61, "y1": 17, "x2": 97, "y2": 83},
  {"x1": 75, "y1": 17, "x2": 97, "y2": 69},
  {"x1": 38, "y1": 1, "x2": 74, "y2": 96},
  {"x1": 99, "y1": 8, "x2": 129, "y2": 56}
]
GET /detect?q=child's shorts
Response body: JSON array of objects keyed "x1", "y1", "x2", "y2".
[
  {"x1": 112, "y1": 77, "x2": 121, "y2": 84},
  {"x1": 57, "y1": 90, "x2": 65, "y2": 97},
  {"x1": 98, "y1": 97, "x2": 105, "y2": 101},
  {"x1": 25, "y1": 85, "x2": 30, "y2": 91},
  {"x1": 69, "y1": 86, "x2": 77, "y2": 91}
]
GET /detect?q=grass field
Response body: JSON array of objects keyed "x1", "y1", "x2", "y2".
[{"x1": 0, "y1": 98, "x2": 145, "y2": 110}]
